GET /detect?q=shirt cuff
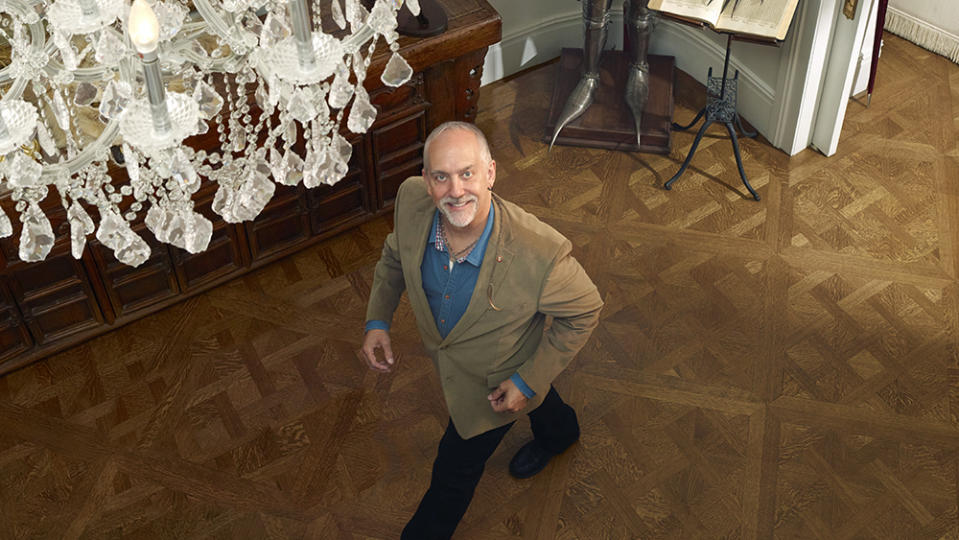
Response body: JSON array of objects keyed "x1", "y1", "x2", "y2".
[
  {"x1": 365, "y1": 320, "x2": 390, "y2": 333},
  {"x1": 510, "y1": 373, "x2": 536, "y2": 398}
]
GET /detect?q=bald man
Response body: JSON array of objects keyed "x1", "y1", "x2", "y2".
[{"x1": 362, "y1": 121, "x2": 603, "y2": 539}]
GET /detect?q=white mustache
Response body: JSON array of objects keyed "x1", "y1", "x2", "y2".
[{"x1": 441, "y1": 195, "x2": 477, "y2": 207}]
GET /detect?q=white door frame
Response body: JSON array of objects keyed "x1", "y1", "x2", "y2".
[
  {"x1": 769, "y1": 0, "x2": 876, "y2": 156},
  {"x1": 810, "y1": 0, "x2": 875, "y2": 156}
]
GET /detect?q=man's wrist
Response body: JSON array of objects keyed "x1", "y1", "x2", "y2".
[
  {"x1": 510, "y1": 373, "x2": 535, "y2": 399},
  {"x1": 365, "y1": 320, "x2": 390, "y2": 333}
]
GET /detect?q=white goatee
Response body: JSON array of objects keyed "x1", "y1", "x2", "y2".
[{"x1": 440, "y1": 195, "x2": 478, "y2": 228}]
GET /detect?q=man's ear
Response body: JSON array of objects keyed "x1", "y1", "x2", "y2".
[
  {"x1": 487, "y1": 160, "x2": 496, "y2": 189},
  {"x1": 422, "y1": 169, "x2": 434, "y2": 197}
]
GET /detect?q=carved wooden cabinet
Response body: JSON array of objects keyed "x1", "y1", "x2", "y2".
[{"x1": 0, "y1": 0, "x2": 501, "y2": 375}]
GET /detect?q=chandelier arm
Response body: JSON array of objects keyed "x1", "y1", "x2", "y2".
[
  {"x1": 192, "y1": 0, "x2": 258, "y2": 54},
  {"x1": 166, "y1": 31, "x2": 244, "y2": 73},
  {"x1": 174, "y1": 23, "x2": 213, "y2": 42},
  {"x1": 39, "y1": 120, "x2": 118, "y2": 179},
  {"x1": 0, "y1": 7, "x2": 46, "y2": 91},
  {"x1": 38, "y1": 56, "x2": 135, "y2": 180},
  {"x1": 1, "y1": 79, "x2": 29, "y2": 102},
  {"x1": 38, "y1": 28, "x2": 133, "y2": 83},
  {"x1": 174, "y1": 48, "x2": 239, "y2": 73}
]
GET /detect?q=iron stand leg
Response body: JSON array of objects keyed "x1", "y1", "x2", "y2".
[
  {"x1": 735, "y1": 113, "x2": 757, "y2": 139},
  {"x1": 665, "y1": 119, "x2": 713, "y2": 190},
  {"x1": 672, "y1": 107, "x2": 705, "y2": 131},
  {"x1": 724, "y1": 122, "x2": 759, "y2": 201},
  {"x1": 664, "y1": 33, "x2": 760, "y2": 201}
]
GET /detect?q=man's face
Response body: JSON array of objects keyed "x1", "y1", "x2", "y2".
[{"x1": 423, "y1": 129, "x2": 496, "y2": 229}]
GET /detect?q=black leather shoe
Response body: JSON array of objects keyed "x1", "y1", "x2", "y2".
[{"x1": 509, "y1": 441, "x2": 557, "y2": 479}]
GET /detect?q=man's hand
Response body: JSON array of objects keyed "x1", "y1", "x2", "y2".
[
  {"x1": 488, "y1": 378, "x2": 529, "y2": 413},
  {"x1": 361, "y1": 329, "x2": 395, "y2": 372}
]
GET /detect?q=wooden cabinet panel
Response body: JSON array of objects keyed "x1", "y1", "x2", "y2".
[
  {"x1": 372, "y1": 107, "x2": 428, "y2": 208},
  {"x1": 6, "y1": 248, "x2": 79, "y2": 302},
  {"x1": 245, "y1": 184, "x2": 311, "y2": 263},
  {"x1": 0, "y1": 201, "x2": 105, "y2": 345},
  {"x1": 0, "y1": 280, "x2": 32, "y2": 362},
  {"x1": 26, "y1": 291, "x2": 103, "y2": 344},
  {"x1": 172, "y1": 194, "x2": 248, "y2": 292},
  {"x1": 6, "y1": 253, "x2": 104, "y2": 345},
  {"x1": 309, "y1": 184, "x2": 368, "y2": 235},
  {"x1": 307, "y1": 135, "x2": 373, "y2": 236},
  {"x1": 0, "y1": 198, "x2": 70, "y2": 267},
  {"x1": 370, "y1": 73, "x2": 424, "y2": 117},
  {"x1": 0, "y1": 323, "x2": 32, "y2": 363},
  {"x1": 88, "y1": 223, "x2": 180, "y2": 322}
]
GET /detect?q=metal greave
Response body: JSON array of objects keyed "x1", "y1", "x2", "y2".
[
  {"x1": 624, "y1": 0, "x2": 653, "y2": 146},
  {"x1": 549, "y1": 0, "x2": 613, "y2": 149},
  {"x1": 582, "y1": 0, "x2": 613, "y2": 78}
]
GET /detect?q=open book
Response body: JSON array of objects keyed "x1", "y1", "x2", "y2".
[{"x1": 647, "y1": 0, "x2": 800, "y2": 41}]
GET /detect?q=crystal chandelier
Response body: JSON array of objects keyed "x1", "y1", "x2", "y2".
[{"x1": 0, "y1": 0, "x2": 417, "y2": 267}]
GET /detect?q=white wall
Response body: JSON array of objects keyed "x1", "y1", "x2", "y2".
[
  {"x1": 481, "y1": 1, "x2": 601, "y2": 87},
  {"x1": 889, "y1": 0, "x2": 959, "y2": 38},
  {"x1": 884, "y1": 0, "x2": 959, "y2": 64},
  {"x1": 850, "y1": 0, "x2": 959, "y2": 96}
]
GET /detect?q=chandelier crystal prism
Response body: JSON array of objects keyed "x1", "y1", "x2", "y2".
[{"x1": 0, "y1": 0, "x2": 416, "y2": 266}]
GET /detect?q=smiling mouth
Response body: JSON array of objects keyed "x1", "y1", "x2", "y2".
[{"x1": 446, "y1": 200, "x2": 474, "y2": 211}]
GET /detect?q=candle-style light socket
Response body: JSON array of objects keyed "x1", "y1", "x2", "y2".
[
  {"x1": 0, "y1": 107, "x2": 9, "y2": 140},
  {"x1": 140, "y1": 49, "x2": 171, "y2": 136},
  {"x1": 288, "y1": 0, "x2": 315, "y2": 72}
]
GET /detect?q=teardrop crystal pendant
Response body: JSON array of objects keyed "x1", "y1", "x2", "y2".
[
  {"x1": 331, "y1": 0, "x2": 346, "y2": 29},
  {"x1": 347, "y1": 87, "x2": 377, "y2": 133},
  {"x1": 0, "y1": 207, "x2": 12, "y2": 239},
  {"x1": 381, "y1": 51, "x2": 413, "y2": 88}
]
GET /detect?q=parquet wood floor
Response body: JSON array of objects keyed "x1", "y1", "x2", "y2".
[{"x1": 2, "y1": 33, "x2": 958, "y2": 539}]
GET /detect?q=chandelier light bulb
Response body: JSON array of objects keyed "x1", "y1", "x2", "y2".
[{"x1": 128, "y1": 0, "x2": 160, "y2": 54}]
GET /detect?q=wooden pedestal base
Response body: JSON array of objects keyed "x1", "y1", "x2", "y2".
[
  {"x1": 396, "y1": 0, "x2": 448, "y2": 37},
  {"x1": 545, "y1": 49, "x2": 674, "y2": 154}
]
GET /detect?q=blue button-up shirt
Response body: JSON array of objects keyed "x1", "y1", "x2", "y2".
[{"x1": 365, "y1": 203, "x2": 534, "y2": 398}]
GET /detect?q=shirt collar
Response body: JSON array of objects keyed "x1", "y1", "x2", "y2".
[
  {"x1": 464, "y1": 202, "x2": 494, "y2": 266},
  {"x1": 428, "y1": 202, "x2": 495, "y2": 267}
]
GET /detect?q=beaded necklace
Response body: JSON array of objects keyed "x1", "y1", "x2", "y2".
[{"x1": 439, "y1": 218, "x2": 479, "y2": 263}]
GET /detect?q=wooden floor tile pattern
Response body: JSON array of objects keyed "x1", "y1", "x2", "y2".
[{"x1": 2, "y1": 34, "x2": 959, "y2": 538}]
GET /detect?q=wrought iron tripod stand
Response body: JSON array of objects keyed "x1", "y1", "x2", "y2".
[{"x1": 664, "y1": 33, "x2": 760, "y2": 201}]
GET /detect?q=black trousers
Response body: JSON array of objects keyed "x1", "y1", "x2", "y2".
[{"x1": 401, "y1": 386, "x2": 580, "y2": 540}]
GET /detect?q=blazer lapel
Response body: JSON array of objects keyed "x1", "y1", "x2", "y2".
[
  {"x1": 405, "y1": 205, "x2": 443, "y2": 343},
  {"x1": 442, "y1": 197, "x2": 514, "y2": 345}
]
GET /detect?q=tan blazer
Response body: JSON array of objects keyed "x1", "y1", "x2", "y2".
[{"x1": 367, "y1": 177, "x2": 603, "y2": 439}]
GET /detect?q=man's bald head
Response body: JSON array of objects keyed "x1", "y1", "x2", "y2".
[{"x1": 423, "y1": 121, "x2": 492, "y2": 170}]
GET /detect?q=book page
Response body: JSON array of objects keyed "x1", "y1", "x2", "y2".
[
  {"x1": 647, "y1": 0, "x2": 723, "y2": 26},
  {"x1": 714, "y1": 0, "x2": 801, "y2": 40}
]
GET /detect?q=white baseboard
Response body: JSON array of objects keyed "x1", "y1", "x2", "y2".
[{"x1": 884, "y1": 8, "x2": 959, "y2": 65}]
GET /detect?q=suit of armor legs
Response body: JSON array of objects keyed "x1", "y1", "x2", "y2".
[{"x1": 550, "y1": 0, "x2": 654, "y2": 149}]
